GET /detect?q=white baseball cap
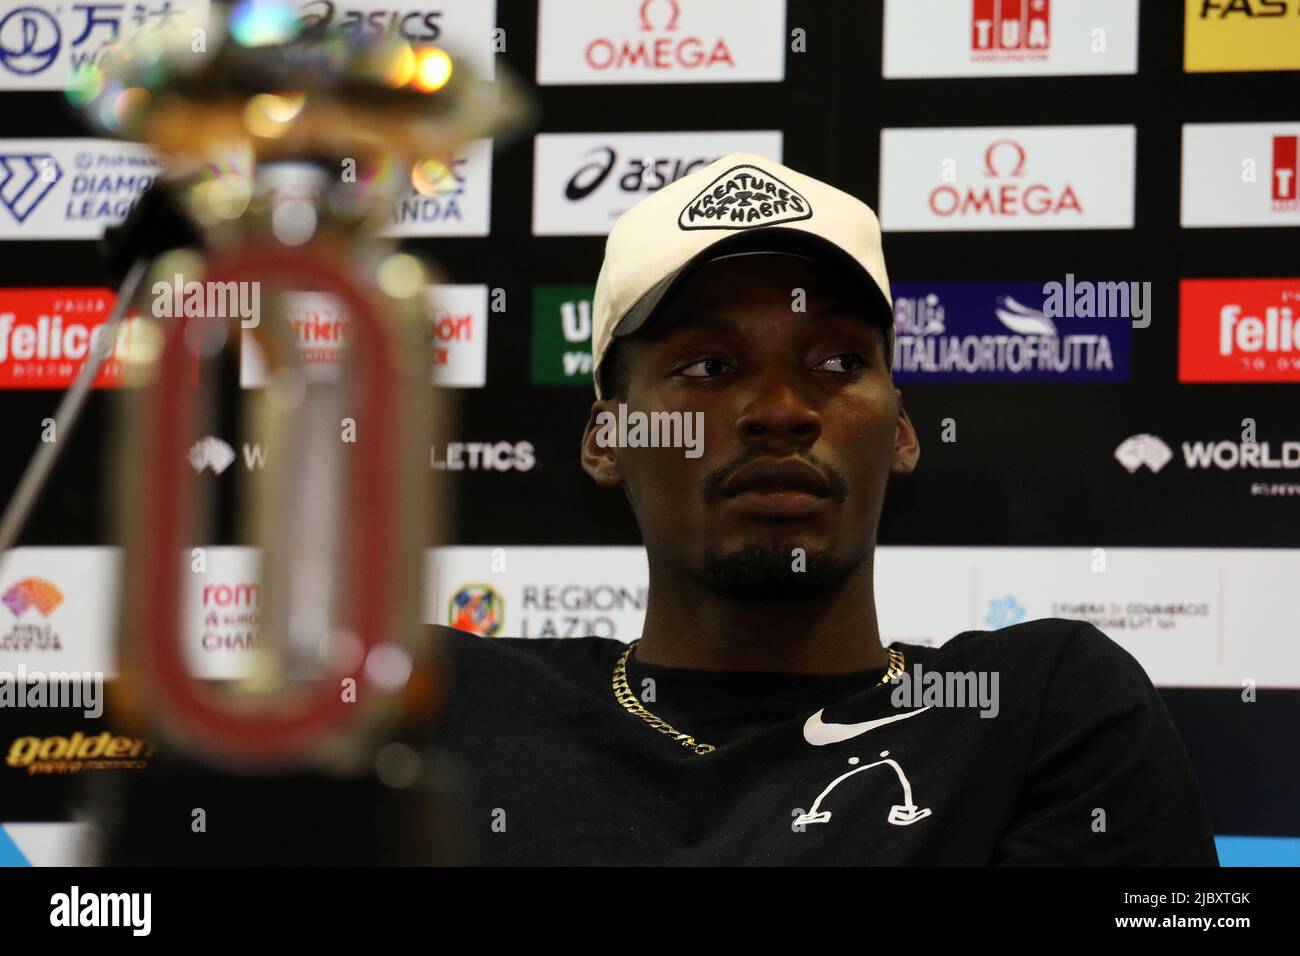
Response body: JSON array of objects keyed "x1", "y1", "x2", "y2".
[{"x1": 591, "y1": 152, "x2": 894, "y2": 398}]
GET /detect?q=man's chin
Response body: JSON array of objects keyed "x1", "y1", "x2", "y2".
[{"x1": 698, "y1": 540, "x2": 858, "y2": 601}]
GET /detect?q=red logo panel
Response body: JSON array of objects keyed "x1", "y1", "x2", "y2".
[{"x1": 1180, "y1": 279, "x2": 1300, "y2": 383}]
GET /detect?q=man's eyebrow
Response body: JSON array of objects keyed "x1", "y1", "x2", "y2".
[
  {"x1": 647, "y1": 311, "x2": 741, "y2": 340},
  {"x1": 810, "y1": 301, "x2": 878, "y2": 319},
  {"x1": 648, "y1": 303, "x2": 886, "y2": 341}
]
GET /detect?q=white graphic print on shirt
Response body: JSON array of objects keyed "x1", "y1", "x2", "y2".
[{"x1": 795, "y1": 706, "x2": 933, "y2": 828}]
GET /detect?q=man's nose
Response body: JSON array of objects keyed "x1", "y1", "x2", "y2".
[{"x1": 734, "y1": 367, "x2": 822, "y2": 453}]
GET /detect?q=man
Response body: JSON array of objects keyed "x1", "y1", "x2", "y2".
[{"x1": 430, "y1": 153, "x2": 1218, "y2": 866}]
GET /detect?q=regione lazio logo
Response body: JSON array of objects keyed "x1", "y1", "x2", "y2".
[
  {"x1": 449, "y1": 584, "x2": 503, "y2": 637},
  {"x1": 678, "y1": 164, "x2": 811, "y2": 230},
  {"x1": 0, "y1": 153, "x2": 60, "y2": 223},
  {"x1": 880, "y1": 125, "x2": 1135, "y2": 231}
]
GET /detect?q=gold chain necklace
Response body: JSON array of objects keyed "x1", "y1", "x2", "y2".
[{"x1": 612, "y1": 642, "x2": 906, "y2": 756}]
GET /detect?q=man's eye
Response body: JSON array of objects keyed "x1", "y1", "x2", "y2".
[
  {"x1": 817, "y1": 353, "x2": 866, "y2": 374},
  {"x1": 677, "y1": 357, "x2": 732, "y2": 378}
]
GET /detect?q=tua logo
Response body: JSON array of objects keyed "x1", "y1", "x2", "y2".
[
  {"x1": 971, "y1": 0, "x2": 1051, "y2": 52},
  {"x1": 1272, "y1": 136, "x2": 1299, "y2": 210}
]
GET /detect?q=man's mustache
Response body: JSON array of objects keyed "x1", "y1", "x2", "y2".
[{"x1": 702, "y1": 451, "x2": 849, "y2": 505}]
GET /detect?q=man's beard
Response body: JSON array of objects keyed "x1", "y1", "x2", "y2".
[{"x1": 698, "y1": 539, "x2": 865, "y2": 601}]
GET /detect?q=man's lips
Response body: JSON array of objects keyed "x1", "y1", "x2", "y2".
[{"x1": 722, "y1": 463, "x2": 832, "y2": 502}]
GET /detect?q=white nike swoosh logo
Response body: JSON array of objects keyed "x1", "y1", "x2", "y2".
[{"x1": 803, "y1": 706, "x2": 932, "y2": 746}]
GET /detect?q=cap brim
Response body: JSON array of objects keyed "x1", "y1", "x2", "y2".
[{"x1": 609, "y1": 227, "x2": 894, "y2": 359}]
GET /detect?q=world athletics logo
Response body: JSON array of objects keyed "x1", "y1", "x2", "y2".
[{"x1": 1, "y1": 577, "x2": 63, "y2": 618}]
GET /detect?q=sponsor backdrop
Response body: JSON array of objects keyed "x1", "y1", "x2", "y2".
[{"x1": 0, "y1": 1, "x2": 1297, "y2": 864}]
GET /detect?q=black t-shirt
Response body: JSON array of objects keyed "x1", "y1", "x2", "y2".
[{"x1": 429, "y1": 618, "x2": 1219, "y2": 866}]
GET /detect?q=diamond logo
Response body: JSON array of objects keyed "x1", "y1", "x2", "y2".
[{"x1": 0, "y1": 153, "x2": 60, "y2": 223}]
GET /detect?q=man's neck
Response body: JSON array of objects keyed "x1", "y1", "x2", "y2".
[{"x1": 632, "y1": 556, "x2": 887, "y2": 674}]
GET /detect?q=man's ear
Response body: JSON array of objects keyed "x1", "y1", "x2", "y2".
[
  {"x1": 892, "y1": 389, "x2": 920, "y2": 476},
  {"x1": 581, "y1": 400, "x2": 625, "y2": 488}
]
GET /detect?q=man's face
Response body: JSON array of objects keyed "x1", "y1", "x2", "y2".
[{"x1": 581, "y1": 253, "x2": 919, "y2": 600}]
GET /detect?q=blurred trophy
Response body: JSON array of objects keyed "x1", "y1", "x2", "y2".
[{"x1": 56, "y1": 0, "x2": 531, "y2": 864}]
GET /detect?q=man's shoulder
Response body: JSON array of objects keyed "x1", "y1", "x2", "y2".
[
  {"x1": 431, "y1": 625, "x2": 627, "y2": 686},
  {"x1": 914, "y1": 617, "x2": 1141, "y2": 671},
  {"x1": 904, "y1": 617, "x2": 1157, "y2": 705}
]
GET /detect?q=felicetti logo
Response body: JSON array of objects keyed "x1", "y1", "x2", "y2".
[
  {"x1": 537, "y1": 0, "x2": 786, "y2": 85},
  {"x1": 0, "y1": 577, "x2": 63, "y2": 653},
  {"x1": 449, "y1": 584, "x2": 503, "y2": 636},
  {"x1": 972, "y1": 0, "x2": 1051, "y2": 60},
  {"x1": 1180, "y1": 279, "x2": 1300, "y2": 383},
  {"x1": 931, "y1": 139, "x2": 1080, "y2": 219},
  {"x1": 0, "y1": 289, "x2": 141, "y2": 389}
]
